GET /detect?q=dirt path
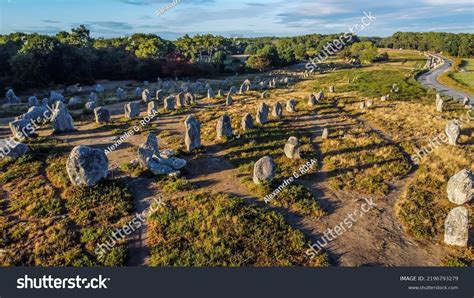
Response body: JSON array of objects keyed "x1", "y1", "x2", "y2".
[{"x1": 287, "y1": 101, "x2": 448, "y2": 266}]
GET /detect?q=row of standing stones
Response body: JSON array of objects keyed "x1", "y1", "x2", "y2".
[{"x1": 3, "y1": 78, "x2": 473, "y2": 248}]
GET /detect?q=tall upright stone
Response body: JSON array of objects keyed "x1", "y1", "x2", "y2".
[
  {"x1": 241, "y1": 113, "x2": 254, "y2": 131},
  {"x1": 148, "y1": 101, "x2": 159, "y2": 115},
  {"x1": 286, "y1": 99, "x2": 297, "y2": 112},
  {"x1": 445, "y1": 120, "x2": 461, "y2": 146},
  {"x1": 51, "y1": 102, "x2": 75, "y2": 133},
  {"x1": 308, "y1": 93, "x2": 317, "y2": 106},
  {"x1": 444, "y1": 206, "x2": 468, "y2": 247},
  {"x1": 184, "y1": 115, "x2": 201, "y2": 152},
  {"x1": 94, "y1": 107, "x2": 111, "y2": 124},
  {"x1": 6, "y1": 89, "x2": 20, "y2": 104},
  {"x1": 164, "y1": 96, "x2": 175, "y2": 111},
  {"x1": 226, "y1": 94, "x2": 233, "y2": 106},
  {"x1": 284, "y1": 137, "x2": 301, "y2": 159},
  {"x1": 256, "y1": 102, "x2": 269, "y2": 124},
  {"x1": 272, "y1": 102, "x2": 282, "y2": 118},
  {"x1": 216, "y1": 114, "x2": 233, "y2": 139},
  {"x1": 142, "y1": 89, "x2": 151, "y2": 102},
  {"x1": 124, "y1": 102, "x2": 140, "y2": 119},
  {"x1": 176, "y1": 92, "x2": 185, "y2": 107}
]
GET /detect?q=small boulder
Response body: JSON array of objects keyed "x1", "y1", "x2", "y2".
[
  {"x1": 66, "y1": 145, "x2": 108, "y2": 186},
  {"x1": 284, "y1": 137, "x2": 301, "y2": 159},
  {"x1": 94, "y1": 107, "x2": 111, "y2": 124},
  {"x1": 253, "y1": 156, "x2": 276, "y2": 185},
  {"x1": 447, "y1": 169, "x2": 473, "y2": 205},
  {"x1": 444, "y1": 206, "x2": 468, "y2": 247}
]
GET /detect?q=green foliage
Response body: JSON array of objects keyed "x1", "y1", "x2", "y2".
[
  {"x1": 147, "y1": 193, "x2": 329, "y2": 266},
  {"x1": 64, "y1": 181, "x2": 133, "y2": 226},
  {"x1": 380, "y1": 32, "x2": 474, "y2": 57}
]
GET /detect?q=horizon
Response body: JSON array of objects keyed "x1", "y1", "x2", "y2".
[{"x1": 0, "y1": 0, "x2": 473, "y2": 40}]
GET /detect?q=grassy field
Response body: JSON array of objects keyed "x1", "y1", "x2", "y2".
[
  {"x1": 438, "y1": 57, "x2": 474, "y2": 95},
  {"x1": 0, "y1": 140, "x2": 134, "y2": 266},
  {"x1": 147, "y1": 193, "x2": 329, "y2": 266}
]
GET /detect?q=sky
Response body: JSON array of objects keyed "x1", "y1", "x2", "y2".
[{"x1": 0, "y1": 0, "x2": 473, "y2": 39}]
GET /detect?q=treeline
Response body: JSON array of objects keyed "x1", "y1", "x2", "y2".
[
  {"x1": 1, "y1": 26, "x2": 472, "y2": 91},
  {"x1": 380, "y1": 32, "x2": 474, "y2": 57},
  {"x1": 0, "y1": 27, "x2": 363, "y2": 91}
]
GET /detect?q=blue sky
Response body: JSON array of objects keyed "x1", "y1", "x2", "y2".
[{"x1": 0, "y1": 0, "x2": 472, "y2": 39}]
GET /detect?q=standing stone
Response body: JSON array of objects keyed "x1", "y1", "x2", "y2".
[
  {"x1": 329, "y1": 86, "x2": 335, "y2": 93},
  {"x1": 284, "y1": 137, "x2": 301, "y2": 159},
  {"x1": 116, "y1": 88, "x2": 125, "y2": 100},
  {"x1": 239, "y1": 84, "x2": 246, "y2": 94},
  {"x1": 137, "y1": 133, "x2": 160, "y2": 167},
  {"x1": 89, "y1": 92, "x2": 98, "y2": 102},
  {"x1": 142, "y1": 89, "x2": 151, "y2": 102},
  {"x1": 256, "y1": 102, "x2": 269, "y2": 124},
  {"x1": 175, "y1": 92, "x2": 185, "y2": 107},
  {"x1": 94, "y1": 107, "x2": 111, "y2": 124},
  {"x1": 381, "y1": 95, "x2": 389, "y2": 101},
  {"x1": 286, "y1": 99, "x2": 297, "y2": 112},
  {"x1": 124, "y1": 102, "x2": 140, "y2": 119},
  {"x1": 0, "y1": 139, "x2": 29, "y2": 159},
  {"x1": 241, "y1": 113, "x2": 254, "y2": 131},
  {"x1": 308, "y1": 93, "x2": 317, "y2": 106},
  {"x1": 447, "y1": 169, "x2": 474, "y2": 205},
  {"x1": 217, "y1": 89, "x2": 224, "y2": 97},
  {"x1": 22, "y1": 106, "x2": 50, "y2": 124},
  {"x1": 366, "y1": 100, "x2": 374, "y2": 108},
  {"x1": 261, "y1": 91, "x2": 269, "y2": 99},
  {"x1": 322, "y1": 128, "x2": 329, "y2": 139},
  {"x1": 6, "y1": 89, "x2": 20, "y2": 104},
  {"x1": 316, "y1": 91, "x2": 324, "y2": 101},
  {"x1": 184, "y1": 115, "x2": 201, "y2": 152},
  {"x1": 28, "y1": 96, "x2": 39, "y2": 107},
  {"x1": 68, "y1": 97, "x2": 82, "y2": 107},
  {"x1": 184, "y1": 92, "x2": 195, "y2": 105},
  {"x1": 135, "y1": 87, "x2": 142, "y2": 97},
  {"x1": 156, "y1": 90, "x2": 164, "y2": 101},
  {"x1": 436, "y1": 95, "x2": 444, "y2": 112},
  {"x1": 253, "y1": 156, "x2": 276, "y2": 185},
  {"x1": 207, "y1": 88, "x2": 215, "y2": 99},
  {"x1": 51, "y1": 102, "x2": 75, "y2": 133},
  {"x1": 229, "y1": 86, "x2": 237, "y2": 95},
  {"x1": 66, "y1": 145, "x2": 108, "y2": 186},
  {"x1": 85, "y1": 101, "x2": 97, "y2": 111},
  {"x1": 445, "y1": 120, "x2": 461, "y2": 146},
  {"x1": 272, "y1": 102, "x2": 282, "y2": 118},
  {"x1": 226, "y1": 94, "x2": 233, "y2": 106},
  {"x1": 95, "y1": 84, "x2": 105, "y2": 93},
  {"x1": 216, "y1": 114, "x2": 233, "y2": 139},
  {"x1": 444, "y1": 206, "x2": 468, "y2": 247},
  {"x1": 147, "y1": 101, "x2": 159, "y2": 115},
  {"x1": 462, "y1": 97, "x2": 469, "y2": 107},
  {"x1": 49, "y1": 91, "x2": 64, "y2": 105},
  {"x1": 164, "y1": 96, "x2": 175, "y2": 111}
]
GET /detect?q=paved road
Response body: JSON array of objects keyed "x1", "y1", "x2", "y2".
[{"x1": 417, "y1": 56, "x2": 473, "y2": 104}]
